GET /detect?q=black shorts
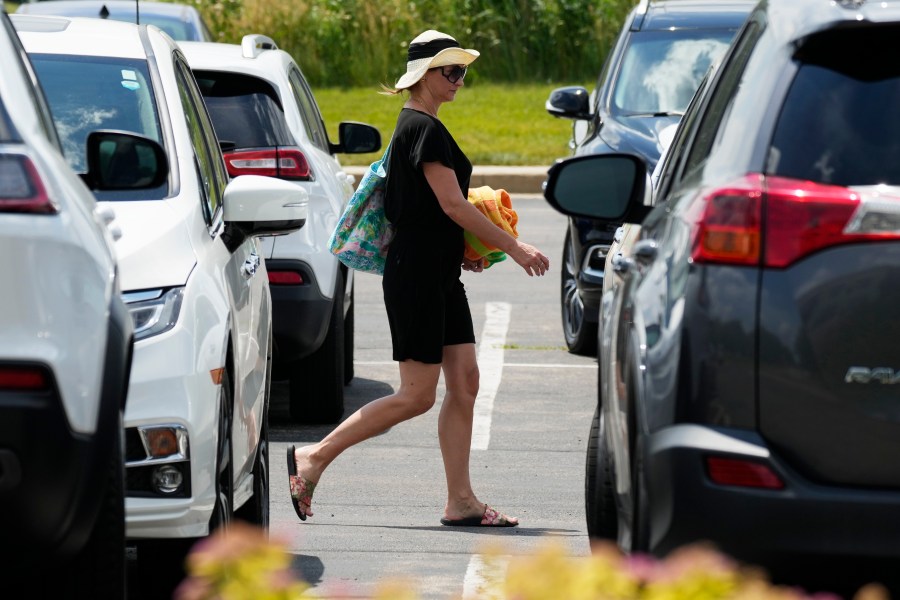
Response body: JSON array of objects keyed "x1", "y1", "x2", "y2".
[{"x1": 382, "y1": 252, "x2": 475, "y2": 364}]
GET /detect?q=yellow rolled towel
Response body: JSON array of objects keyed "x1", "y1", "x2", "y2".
[{"x1": 464, "y1": 186, "x2": 518, "y2": 267}]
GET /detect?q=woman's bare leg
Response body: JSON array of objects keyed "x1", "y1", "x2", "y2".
[
  {"x1": 293, "y1": 360, "x2": 441, "y2": 484},
  {"x1": 439, "y1": 343, "x2": 518, "y2": 524}
]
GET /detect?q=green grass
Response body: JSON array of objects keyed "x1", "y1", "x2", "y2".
[{"x1": 316, "y1": 82, "x2": 588, "y2": 166}]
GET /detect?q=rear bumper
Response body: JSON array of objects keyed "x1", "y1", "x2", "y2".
[
  {"x1": 0, "y1": 296, "x2": 130, "y2": 560},
  {"x1": 645, "y1": 424, "x2": 900, "y2": 563},
  {"x1": 266, "y1": 258, "x2": 333, "y2": 363}
]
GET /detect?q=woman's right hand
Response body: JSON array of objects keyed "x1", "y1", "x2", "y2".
[{"x1": 511, "y1": 241, "x2": 550, "y2": 277}]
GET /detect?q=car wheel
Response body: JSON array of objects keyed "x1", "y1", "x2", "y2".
[
  {"x1": 209, "y1": 367, "x2": 234, "y2": 533},
  {"x1": 343, "y1": 284, "x2": 354, "y2": 385},
  {"x1": 562, "y1": 230, "x2": 597, "y2": 356},
  {"x1": 585, "y1": 404, "x2": 618, "y2": 541},
  {"x1": 236, "y1": 333, "x2": 271, "y2": 528},
  {"x1": 289, "y1": 271, "x2": 345, "y2": 424}
]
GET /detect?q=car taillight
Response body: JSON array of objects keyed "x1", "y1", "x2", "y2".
[
  {"x1": 763, "y1": 176, "x2": 896, "y2": 267},
  {"x1": 268, "y1": 270, "x2": 304, "y2": 285},
  {"x1": 687, "y1": 174, "x2": 763, "y2": 266},
  {"x1": 223, "y1": 147, "x2": 312, "y2": 181},
  {"x1": 0, "y1": 154, "x2": 56, "y2": 214},
  {"x1": 688, "y1": 174, "x2": 900, "y2": 268},
  {"x1": 0, "y1": 365, "x2": 51, "y2": 391},
  {"x1": 705, "y1": 456, "x2": 785, "y2": 490}
]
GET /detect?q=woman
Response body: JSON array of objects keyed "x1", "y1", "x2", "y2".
[{"x1": 288, "y1": 29, "x2": 550, "y2": 528}]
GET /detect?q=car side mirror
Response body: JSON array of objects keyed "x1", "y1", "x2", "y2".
[
  {"x1": 83, "y1": 130, "x2": 168, "y2": 191},
  {"x1": 545, "y1": 86, "x2": 592, "y2": 120},
  {"x1": 330, "y1": 121, "x2": 381, "y2": 154},
  {"x1": 543, "y1": 153, "x2": 650, "y2": 224},
  {"x1": 221, "y1": 174, "x2": 308, "y2": 252}
]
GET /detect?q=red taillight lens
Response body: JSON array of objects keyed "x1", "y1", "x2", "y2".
[
  {"x1": 706, "y1": 456, "x2": 785, "y2": 490},
  {"x1": 688, "y1": 174, "x2": 900, "y2": 268},
  {"x1": 223, "y1": 147, "x2": 311, "y2": 181},
  {"x1": 268, "y1": 270, "x2": 304, "y2": 285},
  {"x1": 0, "y1": 366, "x2": 51, "y2": 391},
  {"x1": 688, "y1": 175, "x2": 763, "y2": 266},
  {"x1": 764, "y1": 176, "x2": 867, "y2": 268},
  {"x1": 0, "y1": 154, "x2": 56, "y2": 214}
]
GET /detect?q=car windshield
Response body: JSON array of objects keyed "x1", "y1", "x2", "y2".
[
  {"x1": 29, "y1": 53, "x2": 166, "y2": 200},
  {"x1": 29, "y1": 54, "x2": 161, "y2": 169},
  {"x1": 612, "y1": 29, "x2": 734, "y2": 116}
]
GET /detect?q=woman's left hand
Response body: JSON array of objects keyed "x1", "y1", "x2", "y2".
[{"x1": 462, "y1": 257, "x2": 485, "y2": 272}]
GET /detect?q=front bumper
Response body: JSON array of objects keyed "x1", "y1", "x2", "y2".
[
  {"x1": 124, "y1": 325, "x2": 219, "y2": 540},
  {"x1": 645, "y1": 424, "x2": 900, "y2": 563}
]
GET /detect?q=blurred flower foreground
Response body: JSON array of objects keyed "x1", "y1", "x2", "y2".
[{"x1": 173, "y1": 521, "x2": 889, "y2": 600}]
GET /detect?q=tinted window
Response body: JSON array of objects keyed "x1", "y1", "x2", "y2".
[
  {"x1": 194, "y1": 71, "x2": 294, "y2": 149},
  {"x1": 769, "y1": 27, "x2": 900, "y2": 187},
  {"x1": 30, "y1": 54, "x2": 161, "y2": 171},
  {"x1": 612, "y1": 29, "x2": 735, "y2": 115}
]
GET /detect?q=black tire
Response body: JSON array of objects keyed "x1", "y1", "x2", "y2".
[
  {"x1": 630, "y1": 440, "x2": 651, "y2": 553},
  {"x1": 343, "y1": 283, "x2": 354, "y2": 385},
  {"x1": 209, "y1": 368, "x2": 234, "y2": 533},
  {"x1": 236, "y1": 334, "x2": 271, "y2": 528},
  {"x1": 562, "y1": 229, "x2": 597, "y2": 356},
  {"x1": 289, "y1": 272, "x2": 345, "y2": 424},
  {"x1": 585, "y1": 405, "x2": 618, "y2": 541}
]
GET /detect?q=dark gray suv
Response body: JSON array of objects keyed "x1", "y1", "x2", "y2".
[
  {"x1": 545, "y1": 0, "x2": 900, "y2": 590},
  {"x1": 546, "y1": 0, "x2": 753, "y2": 356}
]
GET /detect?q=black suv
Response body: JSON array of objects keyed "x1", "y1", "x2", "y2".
[
  {"x1": 546, "y1": 0, "x2": 753, "y2": 355},
  {"x1": 545, "y1": 0, "x2": 900, "y2": 588}
]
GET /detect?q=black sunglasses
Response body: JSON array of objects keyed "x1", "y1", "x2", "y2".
[{"x1": 435, "y1": 65, "x2": 467, "y2": 84}]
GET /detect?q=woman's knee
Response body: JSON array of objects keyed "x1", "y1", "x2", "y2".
[
  {"x1": 448, "y1": 366, "x2": 479, "y2": 402},
  {"x1": 404, "y1": 390, "x2": 437, "y2": 416}
]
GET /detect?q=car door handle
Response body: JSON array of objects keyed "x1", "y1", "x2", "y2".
[
  {"x1": 612, "y1": 252, "x2": 632, "y2": 274},
  {"x1": 241, "y1": 253, "x2": 260, "y2": 279},
  {"x1": 633, "y1": 239, "x2": 659, "y2": 266}
]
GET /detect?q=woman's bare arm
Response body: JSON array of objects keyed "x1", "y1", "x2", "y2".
[{"x1": 424, "y1": 162, "x2": 549, "y2": 276}]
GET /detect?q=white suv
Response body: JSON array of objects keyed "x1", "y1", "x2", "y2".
[
  {"x1": 0, "y1": 8, "x2": 150, "y2": 595},
  {"x1": 180, "y1": 35, "x2": 381, "y2": 424},
  {"x1": 14, "y1": 14, "x2": 307, "y2": 579}
]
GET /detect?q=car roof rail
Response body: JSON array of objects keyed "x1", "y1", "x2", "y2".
[{"x1": 241, "y1": 34, "x2": 278, "y2": 59}]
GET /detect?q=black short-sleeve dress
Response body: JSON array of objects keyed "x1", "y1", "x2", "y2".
[{"x1": 382, "y1": 108, "x2": 476, "y2": 364}]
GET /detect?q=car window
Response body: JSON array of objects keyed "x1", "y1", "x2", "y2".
[
  {"x1": 288, "y1": 67, "x2": 329, "y2": 153},
  {"x1": 193, "y1": 71, "x2": 294, "y2": 149},
  {"x1": 768, "y1": 26, "x2": 900, "y2": 187},
  {"x1": 175, "y1": 57, "x2": 224, "y2": 223},
  {"x1": 679, "y1": 18, "x2": 763, "y2": 181},
  {"x1": 612, "y1": 29, "x2": 735, "y2": 115}
]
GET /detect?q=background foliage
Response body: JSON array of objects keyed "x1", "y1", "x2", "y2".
[{"x1": 183, "y1": 0, "x2": 633, "y2": 87}]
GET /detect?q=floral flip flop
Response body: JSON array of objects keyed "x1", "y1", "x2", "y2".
[
  {"x1": 440, "y1": 503, "x2": 518, "y2": 527},
  {"x1": 286, "y1": 445, "x2": 316, "y2": 521}
]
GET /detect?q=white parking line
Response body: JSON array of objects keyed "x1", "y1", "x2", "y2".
[
  {"x1": 462, "y1": 553, "x2": 507, "y2": 599},
  {"x1": 471, "y1": 301, "x2": 510, "y2": 451}
]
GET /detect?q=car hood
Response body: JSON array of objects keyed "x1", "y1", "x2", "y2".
[
  {"x1": 101, "y1": 200, "x2": 196, "y2": 292},
  {"x1": 599, "y1": 114, "x2": 681, "y2": 171}
]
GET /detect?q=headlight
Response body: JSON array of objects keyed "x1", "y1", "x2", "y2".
[{"x1": 123, "y1": 287, "x2": 184, "y2": 340}]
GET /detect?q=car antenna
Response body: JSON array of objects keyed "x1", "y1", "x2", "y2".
[
  {"x1": 135, "y1": 0, "x2": 140, "y2": 25},
  {"x1": 99, "y1": 4, "x2": 109, "y2": 18}
]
